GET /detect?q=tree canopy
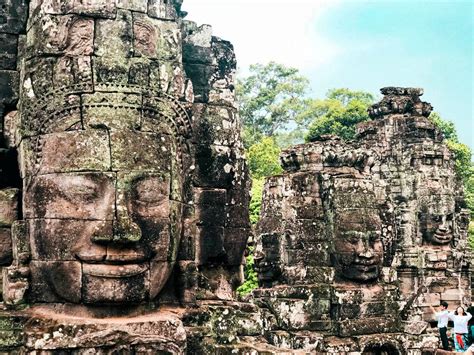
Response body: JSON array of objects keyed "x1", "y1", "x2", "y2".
[
  {"x1": 237, "y1": 62, "x2": 309, "y2": 148},
  {"x1": 304, "y1": 89, "x2": 375, "y2": 142}
]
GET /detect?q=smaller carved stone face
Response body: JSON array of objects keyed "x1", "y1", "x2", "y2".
[
  {"x1": 418, "y1": 201, "x2": 455, "y2": 245},
  {"x1": 254, "y1": 233, "x2": 282, "y2": 287},
  {"x1": 332, "y1": 210, "x2": 384, "y2": 282}
]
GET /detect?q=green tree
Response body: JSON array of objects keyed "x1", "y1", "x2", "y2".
[
  {"x1": 428, "y1": 112, "x2": 458, "y2": 140},
  {"x1": 465, "y1": 165, "x2": 474, "y2": 219},
  {"x1": 304, "y1": 89, "x2": 375, "y2": 142},
  {"x1": 246, "y1": 137, "x2": 283, "y2": 225},
  {"x1": 249, "y1": 178, "x2": 265, "y2": 225},
  {"x1": 237, "y1": 62, "x2": 309, "y2": 148},
  {"x1": 236, "y1": 247, "x2": 258, "y2": 297},
  {"x1": 247, "y1": 137, "x2": 283, "y2": 179},
  {"x1": 428, "y1": 112, "x2": 472, "y2": 184}
]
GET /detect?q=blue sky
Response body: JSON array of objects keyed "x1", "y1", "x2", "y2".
[{"x1": 184, "y1": 0, "x2": 473, "y2": 150}]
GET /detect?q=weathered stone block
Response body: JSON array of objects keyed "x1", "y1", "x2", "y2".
[
  {"x1": 286, "y1": 220, "x2": 328, "y2": 245},
  {"x1": 285, "y1": 266, "x2": 335, "y2": 285},
  {"x1": 223, "y1": 228, "x2": 249, "y2": 266},
  {"x1": 20, "y1": 130, "x2": 111, "y2": 177},
  {"x1": 0, "y1": 70, "x2": 19, "y2": 105},
  {"x1": 191, "y1": 104, "x2": 239, "y2": 146},
  {"x1": 117, "y1": 0, "x2": 147, "y2": 12},
  {"x1": 0, "y1": 34, "x2": 18, "y2": 70},
  {"x1": 83, "y1": 92, "x2": 142, "y2": 130},
  {"x1": 193, "y1": 145, "x2": 242, "y2": 188},
  {"x1": 30, "y1": 0, "x2": 73, "y2": 14},
  {"x1": 0, "y1": 0, "x2": 28, "y2": 34},
  {"x1": 0, "y1": 189, "x2": 19, "y2": 227},
  {"x1": 194, "y1": 189, "x2": 226, "y2": 226},
  {"x1": 440, "y1": 288, "x2": 464, "y2": 301},
  {"x1": 183, "y1": 63, "x2": 214, "y2": 102},
  {"x1": 21, "y1": 57, "x2": 55, "y2": 98},
  {"x1": 0, "y1": 229, "x2": 12, "y2": 266},
  {"x1": 0, "y1": 329, "x2": 23, "y2": 349},
  {"x1": 2, "y1": 264, "x2": 28, "y2": 306},
  {"x1": 197, "y1": 225, "x2": 225, "y2": 265},
  {"x1": 21, "y1": 92, "x2": 83, "y2": 137},
  {"x1": 133, "y1": 13, "x2": 181, "y2": 61},
  {"x1": 110, "y1": 131, "x2": 175, "y2": 172},
  {"x1": 148, "y1": 0, "x2": 179, "y2": 20},
  {"x1": 22, "y1": 311, "x2": 186, "y2": 352},
  {"x1": 285, "y1": 247, "x2": 331, "y2": 267},
  {"x1": 183, "y1": 43, "x2": 213, "y2": 65},
  {"x1": 3, "y1": 110, "x2": 20, "y2": 148},
  {"x1": 27, "y1": 15, "x2": 94, "y2": 57},
  {"x1": 337, "y1": 317, "x2": 399, "y2": 337},
  {"x1": 82, "y1": 264, "x2": 149, "y2": 304},
  {"x1": 29, "y1": 261, "x2": 82, "y2": 303},
  {"x1": 94, "y1": 11, "x2": 133, "y2": 81},
  {"x1": 53, "y1": 56, "x2": 93, "y2": 88},
  {"x1": 10, "y1": 220, "x2": 29, "y2": 265},
  {"x1": 72, "y1": 0, "x2": 117, "y2": 18}
]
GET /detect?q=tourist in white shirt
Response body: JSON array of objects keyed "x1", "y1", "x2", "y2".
[
  {"x1": 448, "y1": 306, "x2": 472, "y2": 352},
  {"x1": 430, "y1": 301, "x2": 450, "y2": 350}
]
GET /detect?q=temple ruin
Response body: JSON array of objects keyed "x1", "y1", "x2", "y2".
[{"x1": 0, "y1": 0, "x2": 471, "y2": 354}]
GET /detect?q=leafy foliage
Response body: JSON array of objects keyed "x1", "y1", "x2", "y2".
[
  {"x1": 247, "y1": 137, "x2": 283, "y2": 179},
  {"x1": 429, "y1": 112, "x2": 458, "y2": 140},
  {"x1": 249, "y1": 178, "x2": 265, "y2": 225},
  {"x1": 237, "y1": 62, "x2": 309, "y2": 148},
  {"x1": 465, "y1": 166, "x2": 474, "y2": 252},
  {"x1": 304, "y1": 89, "x2": 375, "y2": 142},
  {"x1": 429, "y1": 112, "x2": 472, "y2": 184},
  {"x1": 465, "y1": 165, "x2": 474, "y2": 219},
  {"x1": 445, "y1": 140, "x2": 472, "y2": 183},
  {"x1": 236, "y1": 247, "x2": 258, "y2": 296},
  {"x1": 246, "y1": 138, "x2": 282, "y2": 227}
]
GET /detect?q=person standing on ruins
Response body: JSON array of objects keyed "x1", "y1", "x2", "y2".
[
  {"x1": 430, "y1": 302, "x2": 451, "y2": 350},
  {"x1": 448, "y1": 306, "x2": 472, "y2": 352}
]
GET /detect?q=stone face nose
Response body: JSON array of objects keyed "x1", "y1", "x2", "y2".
[
  {"x1": 91, "y1": 192, "x2": 142, "y2": 244},
  {"x1": 112, "y1": 191, "x2": 142, "y2": 243},
  {"x1": 112, "y1": 215, "x2": 142, "y2": 243},
  {"x1": 356, "y1": 240, "x2": 374, "y2": 259}
]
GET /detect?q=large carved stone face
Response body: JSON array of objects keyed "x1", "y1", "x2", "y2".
[
  {"x1": 332, "y1": 210, "x2": 383, "y2": 282},
  {"x1": 418, "y1": 202, "x2": 455, "y2": 245},
  {"x1": 254, "y1": 233, "x2": 282, "y2": 287},
  {"x1": 24, "y1": 123, "x2": 184, "y2": 304}
]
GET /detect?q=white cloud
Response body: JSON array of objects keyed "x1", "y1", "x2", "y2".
[{"x1": 182, "y1": 0, "x2": 343, "y2": 72}]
